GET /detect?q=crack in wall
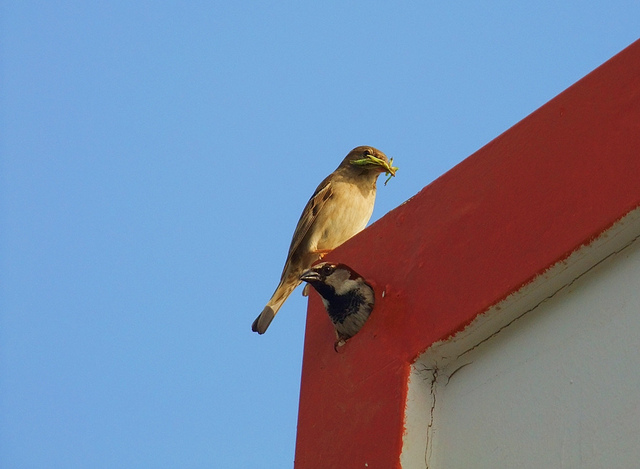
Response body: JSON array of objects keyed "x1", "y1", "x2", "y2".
[{"x1": 424, "y1": 366, "x2": 437, "y2": 469}]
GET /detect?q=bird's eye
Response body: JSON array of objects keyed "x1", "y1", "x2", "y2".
[
  {"x1": 321, "y1": 265, "x2": 333, "y2": 276},
  {"x1": 363, "y1": 149, "x2": 371, "y2": 157}
]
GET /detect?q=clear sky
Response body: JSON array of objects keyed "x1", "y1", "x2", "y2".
[{"x1": 1, "y1": 2, "x2": 638, "y2": 468}]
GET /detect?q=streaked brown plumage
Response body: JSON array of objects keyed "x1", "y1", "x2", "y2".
[{"x1": 251, "y1": 146, "x2": 396, "y2": 334}]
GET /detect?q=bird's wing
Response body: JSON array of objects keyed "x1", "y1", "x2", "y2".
[{"x1": 281, "y1": 176, "x2": 334, "y2": 274}]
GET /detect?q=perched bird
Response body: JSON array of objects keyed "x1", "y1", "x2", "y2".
[
  {"x1": 300, "y1": 262, "x2": 375, "y2": 348},
  {"x1": 252, "y1": 146, "x2": 396, "y2": 334}
]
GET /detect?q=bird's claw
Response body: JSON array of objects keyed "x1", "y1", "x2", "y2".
[{"x1": 313, "y1": 249, "x2": 332, "y2": 259}]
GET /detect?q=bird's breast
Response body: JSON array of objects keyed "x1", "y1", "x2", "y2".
[{"x1": 312, "y1": 179, "x2": 376, "y2": 251}]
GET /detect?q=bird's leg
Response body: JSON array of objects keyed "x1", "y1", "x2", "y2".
[{"x1": 312, "y1": 249, "x2": 333, "y2": 259}]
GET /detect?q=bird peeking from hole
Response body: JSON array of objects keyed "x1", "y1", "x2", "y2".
[{"x1": 300, "y1": 262, "x2": 375, "y2": 350}]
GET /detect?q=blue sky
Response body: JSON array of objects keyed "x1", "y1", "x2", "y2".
[{"x1": 1, "y1": 2, "x2": 638, "y2": 468}]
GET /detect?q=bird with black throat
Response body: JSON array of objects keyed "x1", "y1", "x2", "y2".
[
  {"x1": 251, "y1": 146, "x2": 396, "y2": 335},
  {"x1": 300, "y1": 262, "x2": 375, "y2": 350}
]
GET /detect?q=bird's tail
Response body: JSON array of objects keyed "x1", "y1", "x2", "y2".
[{"x1": 252, "y1": 278, "x2": 300, "y2": 334}]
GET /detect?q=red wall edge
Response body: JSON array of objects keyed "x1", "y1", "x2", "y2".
[{"x1": 295, "y1": 39, "x2": 640, "y2": 469}]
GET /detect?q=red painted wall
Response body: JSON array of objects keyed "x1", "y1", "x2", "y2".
[{"x1": 295, "y1": 39, "x2": 640, "y2": 468}]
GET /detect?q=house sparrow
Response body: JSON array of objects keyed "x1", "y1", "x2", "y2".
[
  {"x1": 300, "y1": 262, "x2": 375, "y2": 348},
  {"x1": 252, "y1": 146, "x2": 396, "y2": 334}
]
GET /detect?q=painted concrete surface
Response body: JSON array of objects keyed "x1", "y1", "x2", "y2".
[{"x1": 428, "y1": 233, "x2": 640, "y2": 468}]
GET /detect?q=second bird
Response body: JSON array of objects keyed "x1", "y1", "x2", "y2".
[{"x1": 252, "y1": 146, "x2": 397, "y2": 334}]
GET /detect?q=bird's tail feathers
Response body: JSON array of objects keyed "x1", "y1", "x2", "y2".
[
  {"x1": 252, "y1": 305, "x2": 276, "y2": 334},
  {"x1": 251, "y1": 279, "x2": 300, "y2": 334}
]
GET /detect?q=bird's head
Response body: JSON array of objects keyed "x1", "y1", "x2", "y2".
[
  {"x1": 300, "y1": 262, "x2": 375, "y2": 347},
  {"x1": 300, "y1": 262, "x2": 366, "y2": 296},
  {"x1": 344, "y1": 146, "x2": 398, "y2": 185}
]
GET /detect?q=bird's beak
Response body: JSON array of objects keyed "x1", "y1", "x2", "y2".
[
  {"x1": 300, "y1": 270, "x2": 321, "y2": 283},
  {"x1": 351, "y1": 154, "x2": 398, "y2": 176}
]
